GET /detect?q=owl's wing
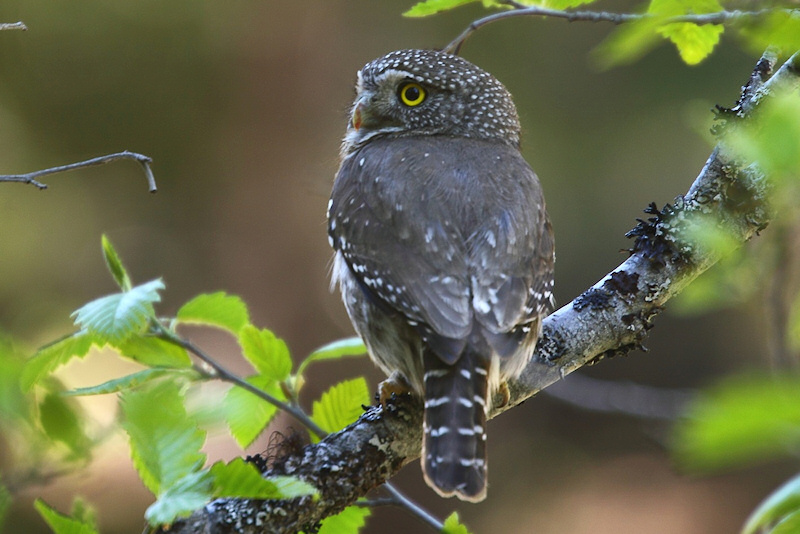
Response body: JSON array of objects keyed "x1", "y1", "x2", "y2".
[{"x1": 330, "y1": 136, "x2": 553, "y2": 364}]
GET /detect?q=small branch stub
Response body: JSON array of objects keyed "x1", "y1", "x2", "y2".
[{"x1": 0, "y1": 22, "x2": 27, "y2": 31}]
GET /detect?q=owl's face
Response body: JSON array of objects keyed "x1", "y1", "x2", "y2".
[{"x1": 342, "y1": 49, "x2": 521, "y2": 155}]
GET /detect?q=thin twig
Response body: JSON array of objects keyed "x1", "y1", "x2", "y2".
[
  {"x1": 154, "y1": 321, "x2": 445, "y2": 531},
  {"x1": 544, "y1": 373, "x2": 695, "y2": 421},
  {"x1": 0, "y1": 151, "x2": 157, "y2": 192},
  {"x1": 0, "y1": 22, "x2": 26, "y2": 31},
  {"x1": 444, "y1": 6, "x2": 782, "y2": 54},
  {"x1": 152, "y1": 323, "x2": 328, "y2": 438},
  {"x1": 382, "y1": 483, "x2": 444, "y2": 531}
]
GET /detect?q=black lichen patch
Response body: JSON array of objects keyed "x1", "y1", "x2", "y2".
[
  {"x1": 573, "y1": 287, "x2": 612, "y2": 312},
  {"x1": 535, "y1": 324, "x2": 566, "y2": 363},
  {"x1": 603, "y1": 270, "x2": 639, "y2": 296},
  {"x1": 625, "y1": 201, "x2": 687, "y2": 266}
]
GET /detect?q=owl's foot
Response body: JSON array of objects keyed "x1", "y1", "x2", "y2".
[
  {"x1": 377, "y1": 371, "x2": 412, "y2": 406},
  {"x1": 497, "y1": 381, "x2": 511, "y2": 409}
]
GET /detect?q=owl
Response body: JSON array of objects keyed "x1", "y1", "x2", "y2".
[{"x1": 328, "y1": 49, "x2": 554, "y2": 502}]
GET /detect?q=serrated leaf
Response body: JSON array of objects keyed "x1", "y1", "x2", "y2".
[
  {"x1": 743, "y1": 473, "x2": 800, "y2": 534},
  {"x1": 144, "y1": 470, "x2": 213, "y2": 526},
  {"x1": 311, "y1": 377, "x2": 371, "y2": 440},
  {"x1": 649, "y1": 0, "x2": 723, "y2": 65},
  {"x1": 65, "y1": 368, "x2": 189, "y2": 397},
  {"x1": 657, "y1": 22, "x2": 723, "y2": 65},
  {"x1": 238, "y1": 325, "x2": 292, "y2": 381},
  {"x1": 113, "y1": 334, "x2": 191, "y2": 368},
  {"x1": 404, "y1": 0, "x2": 478, "y2": 17},
  {"x1": 72, "y1": 279, "x2": 165, "y2": 344},
  {"x1": 39, "y1": 392, "x2": 91, "y2": 460},
  {"x1": 442, "y1": 511, "x2": 472, "y2": 534},
  {"x1": 176, "y1": 292, "x2": 250, "y2": 334},
  {"x1": 672, "y1": 373, "x2": 800, "y2": 473},
  {"x1": 224, "y1": 375, "x2": 284, "y2": 448},
  {"x1": 316, "y1": 505, "x2": 370, "y2": 534},
  {"x1": 34, "y1": 499, "x2": 98, "y2": 534},
  {"x1": 211, "y1": 458, "x2": 317, "y2": 499},
  {"x1": 101, "y1": 235, "x2": 131, "y2": 291},
  {"x1": 121, "y1": 381, "x2": 206, "y2": 495},
  {"x1": 297, "y1": 337, "x2": 367, "y2": 377},
  {"x1": 22, "y1": 331, "x2": 96, "y2": 391}
]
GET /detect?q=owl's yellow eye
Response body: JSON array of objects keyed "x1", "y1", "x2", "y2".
[{"x1": 398, "y1": 82, "x2": 426, "y2": 107}]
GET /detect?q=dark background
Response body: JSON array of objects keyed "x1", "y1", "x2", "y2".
[{"x1": 0, "y1": 1, "x2": 781, "y2": 532}]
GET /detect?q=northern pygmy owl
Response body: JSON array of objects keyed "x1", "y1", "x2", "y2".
[{"x1": 328, "y1": 49, "x2": 554, "y2": 502}]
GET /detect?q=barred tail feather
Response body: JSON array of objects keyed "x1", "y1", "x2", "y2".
[{"x1": 421, "y1": 347, "x2": 489, "y2": 503}]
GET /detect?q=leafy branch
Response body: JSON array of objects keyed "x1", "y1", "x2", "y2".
[
  {"x1": 405, "y1": 0, "x2": 800, "y2": 65},
  {"x1": 0, "y1": 151, "x2": 157, "y2": 192}
]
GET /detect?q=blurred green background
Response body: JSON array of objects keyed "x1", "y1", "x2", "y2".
[{"x1": 0, "y1": 1, "x2": 786, "y2": 532}]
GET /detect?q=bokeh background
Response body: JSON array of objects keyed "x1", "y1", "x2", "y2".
[{"x1": 0, "y1": 1, "x2": 787, "y2": 533}]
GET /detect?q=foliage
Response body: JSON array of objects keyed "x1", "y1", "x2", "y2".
[
  {"x1": 17, "y1": 238, "x2": 366, "y2": 530},
  {"x1": 743, "y1": 474, "x2": 800, "y2": 534},
  {"x1": 404, "y1": 0, "x2": 800, "y2": 66}
]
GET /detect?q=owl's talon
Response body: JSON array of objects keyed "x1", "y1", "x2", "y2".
[{"x1": 378, "y1": 372, "x2": 412, "y2": 406}]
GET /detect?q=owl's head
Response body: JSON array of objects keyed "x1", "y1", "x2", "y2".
[{"x1": 342, "y1": 49, "x2": 521, "y2": 154}]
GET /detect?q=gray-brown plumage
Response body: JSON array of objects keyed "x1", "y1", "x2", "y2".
[{"x1": 328, "y1": 49, "x2": 554, "y2": 502}]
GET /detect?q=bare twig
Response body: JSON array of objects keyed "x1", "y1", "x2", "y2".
[
  {"x1": 0, "y1": 22, "x2": 26, "y2": 31},
  {"x1": 0, "y1": 151, "x2": 157, "y2": 192},
  {"x1": 544, "y1": 373, "x2": 694, "y2": 421},
  {"x1": 444, "y1": 5, "x2": 783, "y2": 54}
]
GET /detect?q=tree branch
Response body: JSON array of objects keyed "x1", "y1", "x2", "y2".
[
  {"x1": 0, "y1": 151, "x2": 157, "y2": 192},
  {"x1": 444, "y1": 5, "x2": 786, "y2": 54},
  {"x1": 164, "y1": 52, "x2": 800, "y2": 534},
  {"x1": 0, "y1": 22, "x2": 26, "y2": 31}
]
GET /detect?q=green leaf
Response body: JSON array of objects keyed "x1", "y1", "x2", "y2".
[
  {"x1": 649, "y1": 0, "x2": 724, "y2": 65},
  {"x1": 238, "y1": 325, "x2": 292, "y2": 381},
  {"x1": 770, "y1": 510, "x2": 800, "y2": 534},
  {"x1": 224, "y1": 375, "x2": 284, "y2": 448},
  {"x1": 176, "y1": 292, "x2": 250, "y2": 334},
  {"x1": 739, "y1": 11, "x2": 800, "y2": 55},
  {"x1": 743, "y1": 473, "x2": 800, "y2": 534},
  {"x1": 442, "y1": 511, "x2": 472, "y2": 534},
  {"x1": 727, "y1": 93, "x2": 800, "y2": 187},
  {"x1": 113, "y1": 334, "x2": 191, "y2": 368},
  {"x1": 68, "y1": 498, "x2": 97, "y2": 532},
  {"x1": 101, "y1": 235, "x2": 132, "y2": 292},
  {"x1": 593, "y1": 16, "x2": 665, "y2": 68},
  {"x1": 311, "y1": 377, "x2": 371, "y2": 440},
  {"x1": 121, "y1": 381, "x2": 207, "y2": 495},
  {"x1": 22, "y1": 331, "x2": 96, "y2": 391},
  {"x1": 34, "y1": 499, "x2": 98, "y2": 534},
  {"x1": 72, "y1": 279, "x2": 165, "y2": 344},
  {"x1": 144, "y1": 470, "x2": 213, "y2": 526},
  {"x1": 297, "y1": 337, "x2": 367, "y2": 377},
  {"x1": 315, "y1": 505, "x2": 371, "y2": 534},
  {"x1": 39, "y1": 392, "x2": 91, "y2": 460},
  {"x1": 65, "y1": 368, "x2": 191, "y2": 396},
  {"x1": 672, "y1": 373, "x2": 800, "y2": 472},
  {"x1": 211, "y1": 458, "x2": 317, "y2": 499},
  {"x1": 404, "y1": 0, "x2": 479, "y2": 17}
]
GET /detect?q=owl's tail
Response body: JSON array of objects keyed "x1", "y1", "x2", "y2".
[{"x1": 421, "y1": 346, "x2": 490, "y2": 503}]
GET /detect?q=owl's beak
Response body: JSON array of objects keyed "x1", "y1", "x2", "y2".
[
  {"x1": 351, "y1": 93, "x2": 377, "y2": 131},
  {"x1": 352, "y1": 103, "x2": 365, "y2": 131}
]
